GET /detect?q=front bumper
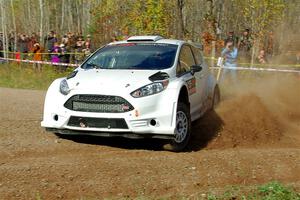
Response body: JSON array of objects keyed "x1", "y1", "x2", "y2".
[
  {"x1": 46, "y1": 128, "x2": 175, "y2": 139},
  {"x1": 41, "y1": 85, "x2": 178, "y2": 136}
]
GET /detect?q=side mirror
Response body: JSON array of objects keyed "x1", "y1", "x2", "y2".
[{"x1": 191, "y1": 65, "x2": 202, "y2": 75}]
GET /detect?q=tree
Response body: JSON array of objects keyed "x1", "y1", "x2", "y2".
[{"x1": 39, "y1": 0, "x2": 44, "y2": 44}]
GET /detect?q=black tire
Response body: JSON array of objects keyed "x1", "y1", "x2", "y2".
[
  {"x1": 211, "y1": 85, "x2": 220, "y2": 110},
  {"x1": 163, "y1": 102, "x2": 191, "y2": 152},
  {"x1": 54, "y1": 132, "x2": 62, "y2": 137}
]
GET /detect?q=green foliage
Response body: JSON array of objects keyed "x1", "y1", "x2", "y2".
[
  {"x1": 205, "y1": 182, "x2": 300, "y2": 200},
  {"x1": 232, "y1": 0, "x2": 285, "y2": 37},
  {"x1": 127, "y1": 0, "x2": 171, "y2": 36},
  {"x1": 90, "y1": 0, "x2": 173, "y2": 41},
  {"x1": 89, "y1": 0, "x2": 287, "y2": 45},
  {"x1": 257, "y1": 182, "x2": 300, "y2": 200}
]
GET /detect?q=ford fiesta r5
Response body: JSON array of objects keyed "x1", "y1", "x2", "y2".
[{"x1": 41, "y1": 35, "x2": 220, "y2": 151}]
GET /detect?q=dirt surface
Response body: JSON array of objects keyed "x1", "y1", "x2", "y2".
[{"x1": 0, "y1": 75, "x2": 300, "y2": 199}]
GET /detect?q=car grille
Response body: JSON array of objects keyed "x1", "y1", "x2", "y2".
[
  {"x1": 64, "y1": 95, "x2": 134, "y2": 113},
  {"x1": 67, "y1": 116, "x2": 128, "y2": 129}
]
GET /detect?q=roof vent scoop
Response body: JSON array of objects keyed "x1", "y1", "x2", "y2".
[{"x1": 127, "y1": 35, "x2": 164, "y2": 42}]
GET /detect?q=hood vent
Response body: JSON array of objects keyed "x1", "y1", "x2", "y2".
[{"x1": 149, "y1": 71, "x2": 169, "y2": 81}]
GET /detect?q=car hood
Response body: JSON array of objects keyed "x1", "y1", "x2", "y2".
[{"x1": 67, "y1": 69, "x2": 160, "y2": 95}]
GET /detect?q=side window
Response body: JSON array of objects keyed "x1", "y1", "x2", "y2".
[
  {"x1": 177, "y1": 45, "x2": 196, "y2": 76},
  {"x1": 191, "y1": 46, "x2": 203, "y2": 65}
]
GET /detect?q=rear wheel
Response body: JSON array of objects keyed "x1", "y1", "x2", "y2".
[{"x1": 163, "y1": 102, "x2": 191, "y2": 152}]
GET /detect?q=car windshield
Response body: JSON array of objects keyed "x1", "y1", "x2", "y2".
[{"x1": 82, "y1": 43, "x2": 178, "y2": 70}]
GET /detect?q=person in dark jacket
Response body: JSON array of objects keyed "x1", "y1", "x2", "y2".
[
  {"x1": 58, "y1": 43, "x2": 69, "y2": 72},
  {"x1": 17, "y1": 34, "x2": 29, "y2": 60},
  {"x1": 224, "y1": 31, "x2": 239, "y2": 47},
  {"x1": 44, "y1": 31, "x2": 57, "y2": 60},
  {"x1": 0, "y1": 35, "x2": 3, "y2": 58},
  {"x1": 238, "y1": 28, "x2": 253, "y2": 62}
]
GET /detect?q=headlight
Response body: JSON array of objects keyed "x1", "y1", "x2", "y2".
[
  {"x1": 131, "y1": 80, "x2": 169, "y2": 98},
  {"x1": 59, "y1": 79, "x2": 70, "y2": 95}
]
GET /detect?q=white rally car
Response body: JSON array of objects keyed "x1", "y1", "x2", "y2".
[{"x1": 41, "y1": 36, "x2": 220, "y2": 151}]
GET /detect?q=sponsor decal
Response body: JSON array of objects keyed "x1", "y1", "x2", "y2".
[{"x1": 186, "y1": 77, "x2": 196, "y2": 95}]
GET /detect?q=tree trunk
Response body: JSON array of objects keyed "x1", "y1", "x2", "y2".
[
  {"x1": 27, "y1": 0, "x2": 31, "y2": 33},
  {"x1": 68, "y1": 0, "x2": 73, "y2": 32},
  {"x1": 10, "y1": 0, "x2": 17, "y2": 52},
  {"x1": 177, "y1": 0, "x2": 185, "y2": 39},
  {"x1": 39, "y1": 0, "x2": 44, "y2": 44},
  {"x1": 76, "y1": 0, "x2": 81, "y2": 34},
  {"x1": 1, "y1": 0, "x2": 7, "y2": 58},
  {"x1": 61, "y1": 0, "x2": 65, "y2": 33}
]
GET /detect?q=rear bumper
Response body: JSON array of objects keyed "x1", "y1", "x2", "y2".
[{"x1": 46, "y1": 128, "x2": 174, "y2": 140}]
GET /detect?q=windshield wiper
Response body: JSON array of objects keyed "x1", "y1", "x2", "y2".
[{"x1": 86, "y1": 63, "x2": 103, "y2": 69}]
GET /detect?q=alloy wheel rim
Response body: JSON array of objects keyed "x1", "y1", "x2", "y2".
[{"x1": 175, "y1": 111, "x2": 188, "y2": 143}]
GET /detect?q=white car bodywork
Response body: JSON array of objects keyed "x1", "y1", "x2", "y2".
[{"x1": 41, "y1": 36, "x2": 218, "y2": 141}]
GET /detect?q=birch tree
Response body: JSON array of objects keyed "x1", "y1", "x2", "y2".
[
  {"x1": 0, "y1": 0, "x2": 8, "y2": 58},
  {"x1": 39, "y1": 0, "x2": 44, "y2": 44},
  {"x1": 10, "y1": 0, "x2": 17, "y2": 51}
]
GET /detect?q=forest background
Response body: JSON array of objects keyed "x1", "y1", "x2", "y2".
[{"x1": 0, "y1": 0, "x2": 299, "y2": 63}]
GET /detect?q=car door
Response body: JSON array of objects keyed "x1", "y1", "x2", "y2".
[
  {"x1": 176, "y1": 44, "x2": 202, "y2": 120},
  {"x1": 191, "y1": 46, "x2": 208, "y2": 108}
]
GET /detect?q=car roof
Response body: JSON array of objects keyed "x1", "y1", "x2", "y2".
[
  {"x1": 107, "y1": 35, "x2": 204, "y2": 51},
  {"x1": 108, "y1": 35, "x2": 185, "y2": 46}
]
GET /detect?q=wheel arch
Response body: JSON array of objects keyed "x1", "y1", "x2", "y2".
[{"x1": 178, "y1": 86, "x2": 190, "y2": 108}]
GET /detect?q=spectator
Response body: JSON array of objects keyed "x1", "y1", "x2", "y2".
[
  {"x1": 61, "y1": 34, "x2": 70, "y2": 63},
  {"x1": 214, "y1": 21, "x2": 222, "y2": 40},
  {"x1": 220, "y1": 39, "x2": 238, "y2": 83},
  {"x1": 61, "y1": 34, "x2": 69, "y2": 46},
  {"x1": 257, "y1": 49, "x2": 267, "y2": 64},
  {"x1": 33, "y1": 43, "x2": 42, "y2": 71},
  {"x1": 67, "y1": 32, "x2": 76, "y2": 63},
  {"x1": 224, "y1": 31, "x2": 239, "y2": 47},
  {"x1": 58, "y1": 43, "x2": 68, "y2": 72},
  {"x1": 265, "y1": 31, "x2": 274, "y2": 58},
  {"x1": 0, "y1": 33, "x2": 3, "y2": 58},
  {"x1": 8, "y1": 31, "x2": 15, "y2": 53},
  {"x1": 18, "y1": 34, "x2": 29, "y2": 59},
  {"x1": 28, "y1": 32, "x2": 39, "y2": 52},
  {"x1": 85, "y1": 34, "x2": 92, "y2": 51},
  {"x1": 82, "y1": 42, "x2": 91, "y2": 58},
  {"x1": 238, "y1": 28, "x2": 253, "y2": 61},
  {"x1": 51, "y1": 42, "x2": 61, "y2": 64},
  {"x1": 44, "y1": 31, "x2": 57, "y2": 60},
  {"x1": 74, "y1": 36, "x2": 85, "y2": 64}
]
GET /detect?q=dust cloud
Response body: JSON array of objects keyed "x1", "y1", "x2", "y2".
[{"x1": 205, "y1": 73, "x2": 300, "y2": 149}]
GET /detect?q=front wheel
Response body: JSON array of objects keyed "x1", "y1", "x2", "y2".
[{"x1": 163, "y1": 102, "x2": 191, "y2": 152}]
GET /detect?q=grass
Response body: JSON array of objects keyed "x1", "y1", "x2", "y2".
[
  {"x1": 0, "y1": 62, "x2": 73, "y2": 90},
  {"x1": 34, "y1": 182, "x2": 299, "y2": 200},
  {"x1": 203, "y1": 182, "x2": 300, "y2": 200},
  {"x1": 107, "y1": 182, "x2": 300, "y2": 200}
]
